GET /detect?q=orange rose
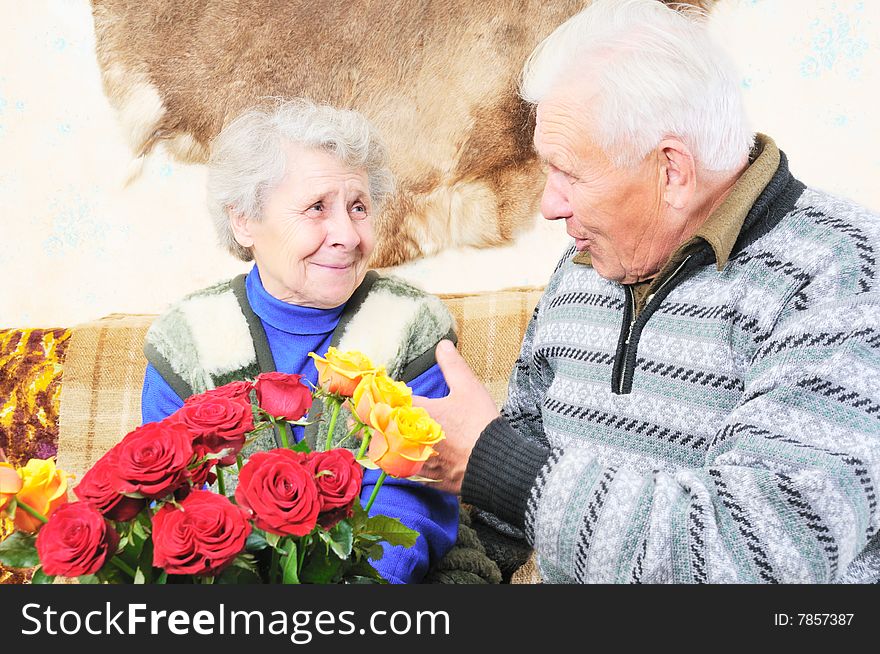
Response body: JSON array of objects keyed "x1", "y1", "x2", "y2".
[
  {"x1": 14, "y1": 458, "x2": 70, "y2": 533},
  {"x1": 367, "y1": 403, "x2": 444, "y2": 478},
  {"x1": 350, "y1": 372, "x2": 413, "y2": 424},
  {"x1": 309, "y1": 348, "x2": 378, "y2": 397},
  {"x1": 0, "y1": 462, "x2": 22, "y2": 515}
]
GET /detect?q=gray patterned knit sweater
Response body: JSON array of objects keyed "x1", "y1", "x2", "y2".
[{"x1": 462, "y1": 151, "x2": 880, "y2": 583}]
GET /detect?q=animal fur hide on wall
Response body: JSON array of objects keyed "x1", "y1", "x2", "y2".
[{"x1": 91, "y1": 0, "x2": 715, "y2": 267}]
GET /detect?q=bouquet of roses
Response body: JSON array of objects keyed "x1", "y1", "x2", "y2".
[{"x1": 0, "y1": 348, "x2": 443, "y2": 584}]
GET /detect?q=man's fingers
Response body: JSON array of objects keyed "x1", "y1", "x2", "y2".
[
  {"x1": 411, "y1": 394, "x2": 438, "y2": 410},
  {"x1": 432, "y1": 339, "x2": 478, "y2": 393}
]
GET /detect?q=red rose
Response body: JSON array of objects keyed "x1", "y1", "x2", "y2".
[
  {"x1": 235, "y1": 449, "x2": 320, "y2": 537},
  {"x1": 36, "y1": 502, "x2": 119, "y2": 577},
  {"x1": 188, "y1": 443, "x2": 218, "y2": 488},
  {"x1": 173, "y1": 395, "x2": 254, "y2": 466},
  {"x1": 74, "y1": 446, "x2": 146, "y2": 521},
  {"x1": 254, "y1": 372, "x2": 313, "y2": 421},
  {"x1": 186, "y1": 380, "x2": 254, "y2": 403},
  {"x1": 152, "y1": 490, "x2": 251, "y2": 576},
  {"x1": 114, "y1": 421, "x2": 194, "y2": 499},
  {"x1": 305, "y1": 449, "x2": 363, "y2": 529}
]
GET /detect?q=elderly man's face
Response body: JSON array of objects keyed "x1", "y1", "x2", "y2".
[
  {"x1": 239, "y1": 146, "x2": 375, "y2": 308},
  {"x1": 534, "y1": 96, "x2": 668, "y2": 284}
]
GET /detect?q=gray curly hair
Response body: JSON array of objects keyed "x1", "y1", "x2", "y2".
[{"x1": 206, "y1": 99, "x2": 395, "y2": 261}]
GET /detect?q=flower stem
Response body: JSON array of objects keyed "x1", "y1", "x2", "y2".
[
  {"x1": 356, "y1": 427, "x2": 372, "y2": 460},
  {"x1": 324, "y1": 398, "x2": 342, "y2": 451},
  {"x1": 110, "y1": 556, "x2": 137, "y2": 579},
  {"x1": 298, "y1": 535, "x2": 308, "y2": 571},
  {"x1": 217, "y1": 467, "x2": 226, "y2": 497},
  {"x1": 271, "y1": 548, "x2": 280, "y2": 584},
  {"x1": 279, "y1": 420, "x2": 292, "y2": 449},
  {"x1": 236, "y1": 455, "x2": 244, "y2": 472},
  {"x1": 364, "y1": 471, "x2": 387, "y2": 513},
  {"x1": 15, "y1": 500, "x2": 48, "y2": 524}
]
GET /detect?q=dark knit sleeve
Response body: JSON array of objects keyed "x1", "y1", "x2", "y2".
[{"x1": 461, "y1": 417, "x2": 550, "y2": 530}]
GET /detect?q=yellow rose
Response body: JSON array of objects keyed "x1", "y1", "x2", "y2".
[
  {"x1": 309, "y1": 348, "x2": 379, "y2": 397},
  {"x1": 350, "y1": 373, "x2": 413, "y2": 424},
  {"x1": 367, "y1": 404, "x2": 444, "y2": 478},
  {"x1": 14, "y1": 458, "x2": 70, "y2": 533},
  {"x1": 0, "y1": 462, "x2": 22, "y2": 515}
]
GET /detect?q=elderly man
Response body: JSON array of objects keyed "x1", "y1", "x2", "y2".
[{"x1": 415, "y1": 0, "x2": 880, "y2": 583}]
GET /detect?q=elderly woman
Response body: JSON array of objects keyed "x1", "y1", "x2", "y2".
[{"x1": 140, "y1": 99, "x2": 458, "y2": 584}]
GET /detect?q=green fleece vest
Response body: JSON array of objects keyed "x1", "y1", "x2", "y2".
[{"x1": 144, "y1": 271, "x2": 457, "y2": 466}]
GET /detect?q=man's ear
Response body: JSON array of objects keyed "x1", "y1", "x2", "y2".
[
  {"x1": 659, "y1": 138, "x2": 696, "y2": 211},
  {"x1": 228, "y1": 207, "x2": 255, "y2": 248}
]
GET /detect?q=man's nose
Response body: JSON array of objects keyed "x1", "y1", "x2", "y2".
[{"x1": 540, "y1": 174, "x2": 573, "y2": 222}]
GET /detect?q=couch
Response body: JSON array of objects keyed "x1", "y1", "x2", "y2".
[{"x1": 0, "y1": 286, "x2": 544, "y2": 584}]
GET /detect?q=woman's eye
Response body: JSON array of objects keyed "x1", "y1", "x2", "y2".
[{"x1": 350, "y1": 203, "x2": 368, "y2": 219}]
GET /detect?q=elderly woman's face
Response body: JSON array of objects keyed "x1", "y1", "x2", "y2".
[
  {"x1": 235, "y1": 146, "x2": 376, "y2": 308},
  {"x1": 534, "y1": 96, "x2": 670, "y2": 284}
]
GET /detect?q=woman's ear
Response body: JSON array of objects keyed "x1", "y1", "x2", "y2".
[
  {"x1": 659, "y1": 138, "x2": 696, "y2": 211},
  {"x1": 228, "y1": 207, "x2": 255, "y2": 248}
]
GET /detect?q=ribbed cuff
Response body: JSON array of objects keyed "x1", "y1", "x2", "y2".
[{"x1": 461, "y1": 417, "x2": 550, "y2": 530}]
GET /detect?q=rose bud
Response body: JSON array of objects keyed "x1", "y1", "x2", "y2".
[
  {"x1": 13, "y1": 458, "x2": 70, "y2": 533},
  {"x1": 114, "y1": 421, "x2": 194, "y2": 500},
  {"x1": 186, "y1": 380, "x2": 254, "y2": 403},
  {"x1": 36, "y1": 502, "x2": 119, "y2": 577},
  {"x1": 309, "y1": 348, "x2": 378, "y2": 397},
  {"x1": 74, "y1": 446, "x2": 146, "y2": 522},
  {"x1": 254, "y1": 372, "x2": 313, "y2": 421},
  {"x1": 350, "y1": 372, "x2": 412, "y2": 425},
  {"x1": 0, "y1": 462, "x2": 23, "y2": 516},
  {"x1": 235, "y1": 449, "x2": 320, "y2": 537},
  {"x1": 152, "y1": 490, "x2": 251, "y2": 576},
  {"x1": 367, "y1": 404, "x2": 444, "y2": 479},
  {"x1": 172, "y1": 394, "x2": 254, "y2": 466},
  {"x1": 304, "y1": 449, "x2": 363, "y2": 529}
]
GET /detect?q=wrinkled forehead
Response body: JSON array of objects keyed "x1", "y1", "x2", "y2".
[{"x1": 533, "y1": 92, "x2": 597, "y2": 156}]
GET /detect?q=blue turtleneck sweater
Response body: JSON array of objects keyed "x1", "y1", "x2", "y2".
[{"x1": 141, "y1": 266, "x2": 458, "y2": 584}]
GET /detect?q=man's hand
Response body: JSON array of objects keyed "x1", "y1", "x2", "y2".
[{"x1": 412, "y1": 340, "x2": 501, "y2": 495}]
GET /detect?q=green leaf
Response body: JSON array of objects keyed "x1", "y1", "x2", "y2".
[
  {"x1": 326, "y1": 521, "x2": 353, "y2": 559},
  {"x1": 265, "y1": 532, "x2": 281, "y2": 550},
  {"x1": 290, "y1": 440, "x2": 312, "y2": 454},
  {"x1": 216, "y1": 565, "x2": 262, "y2": 584},
  {"x1": 365, "y1": 543, "x2": 385, "y2": 561},
  {"x1": 362, "y1": 516, "x2": 419, "y2": 548},
  {"x1": 299, "y1": 548, "x2": 343, "y2": 584},
  {"x1": 134, "y1": 568, "x2": 146, "y2": 584},
  {"x1": 281, "y1": 541, "x2": 300, "y2": 584},
  {"x1": 155, "y1": 571, "x2": 168, "y2": 584},
  {"x1": 77, "y1": 574, "x2": 100, "y2": 584},
  {"x1": 245, "y1": 531, "x2": 269, "y2": 552},
  {"x1": 31, "y1": 568, "x2": 56, "y2": 585},
  {"x1": 344, "y1": 558, "x2": 387, "y2": 584},
  {"x1": 132, "y1": 516, "x2": 149, "y2": 541},
  {"x1": 0, "y1": 531, "x2": 39, "y2": 568},
  {"x1": 344, "y1": 575, "x2": 386, "y2": 584},
  {"x1": 349, "y1": 500, "x2": 368, "y2": 530}
]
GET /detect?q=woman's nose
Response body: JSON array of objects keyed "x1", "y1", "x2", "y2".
[{"x1": 326, "y1": 203, "x2": 361, "y2": 249}]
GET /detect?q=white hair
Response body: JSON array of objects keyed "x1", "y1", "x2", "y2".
[
  {"x1": 520, "y1": 0, "x2": 753, "y2": 171},
  {"x1": 206, "y1": 99, "x2": 395, "y2": 261}
]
